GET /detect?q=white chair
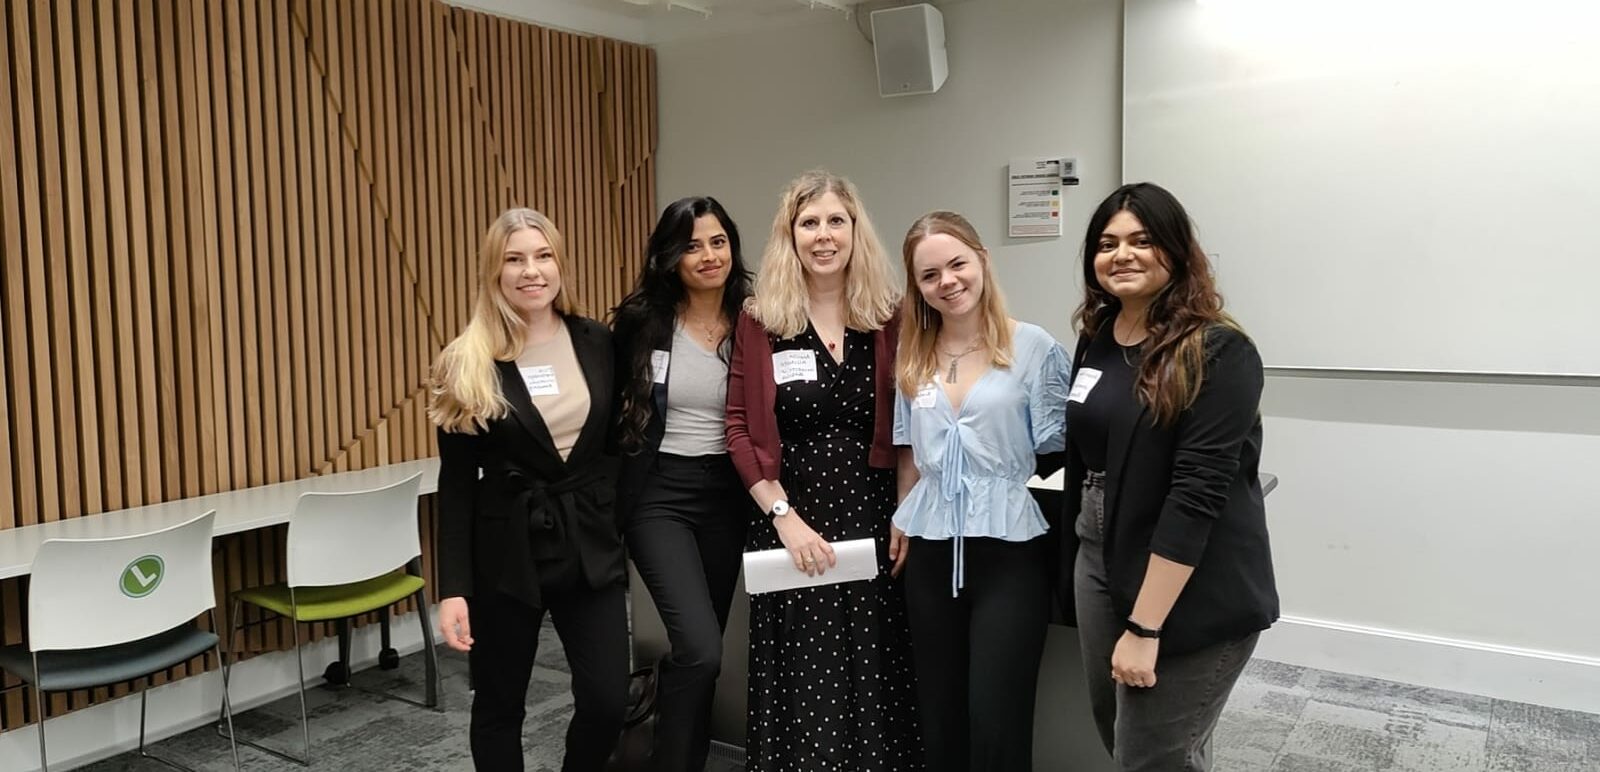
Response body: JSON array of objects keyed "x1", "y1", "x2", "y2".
[
  {"x1": 221, "y1": 472, "x2": 439, "y2": 765},
  {"x1": 0, "y1": 511, "x2": 239, "y2": 772}
]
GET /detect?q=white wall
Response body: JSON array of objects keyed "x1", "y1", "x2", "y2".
[
  {"x1": 656, "y1": 0, "x2": 1124, "y2": 346},
  {"x1": 656, "y1": 0, "x2": 1600, "y2": 713}
]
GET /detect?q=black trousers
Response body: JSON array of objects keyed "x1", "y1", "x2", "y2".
[
  {"x1": 467, "y1": 579, "x2": 628, "y2": 771},
  {"x1": 904, "y1": 535, "x2": 1053, "y2": 772},
  {"x1": 625, "y1": 452, "x2": 749, "y2": 772}
]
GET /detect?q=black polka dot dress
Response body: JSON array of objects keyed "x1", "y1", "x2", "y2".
[{"x1": 745, "y1": 326, "x2": 923, "y2": 771}]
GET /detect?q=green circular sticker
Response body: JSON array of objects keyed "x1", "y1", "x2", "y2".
[{"x1": 120, "y1": 555, "x2": 165, "y2": 598}]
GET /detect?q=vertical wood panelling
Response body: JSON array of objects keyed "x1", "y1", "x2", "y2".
[{"x1": 0, "y1": 0, "x2": 655, "y2": 732}]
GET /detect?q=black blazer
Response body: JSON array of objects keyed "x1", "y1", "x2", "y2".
[
  {"x1": 611, "y1": 316, "x2": 673, "y2": 525},
  {"x1": 436, "y1": 316, "x2": 624, "y2": 609},
  {"x1": 1060, "y1": 322, "x2": 1279, "y2": 656}
]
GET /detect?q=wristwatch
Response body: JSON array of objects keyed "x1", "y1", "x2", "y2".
[
  {"x1": 769, "y1": 500, "x2": 791, "y2": 518},
  {"x1": 1125, "y1": 617, "x2": 1162, "y2": 639}
]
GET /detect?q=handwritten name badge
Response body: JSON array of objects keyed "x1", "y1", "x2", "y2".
[
  {"x1": 651, "y1": 350, "x2": 670, "y2": 384},
  {"x1": 772, "y1": 349, "x2": 819, "y2": 385},
  {"x1": 519, "y1": 365, "x2": 560, "y2": 397},
  {"x1": 1067, "y1": 368, "x2": 1103, "y2": 404}
]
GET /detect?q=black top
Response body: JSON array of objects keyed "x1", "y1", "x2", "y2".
[
  {"x1": 1058, "y1": 317, "x2": 1279, "y2": 656},
  {"x1": 1068, "y1": 322, "x2": 1141, "y2": 473},
  {"x1": 436, "y1": 316, "x2": 623, "y2": 609}
]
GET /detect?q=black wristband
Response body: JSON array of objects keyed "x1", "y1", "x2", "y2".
[{"x1": 1124, "y1": 617, "x2": 1161, "y2": 639}]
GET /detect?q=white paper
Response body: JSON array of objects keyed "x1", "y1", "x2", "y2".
[
  {"x1": 519, "y1": 365, "x2": 560, "y2": 397},
  {"x1": 743, "y1": 537, "x2": 879, "y2": 595},
  {"x1": 1067, "y1": 367, "x2": 1102, "y2": 404},
  {"x1": 913, "y1": 383, "x2": 939, "y2": 409},
  {"x1": 1008, "y1": 158, "x2": 1064, "y2": 238},
  {"x1": 1027, "y1": 467, "x2": 1066, "y2": 492},
  {"x1": 772, "y1": 349, "x2": 819, "y2": 385},
  {"x1": 651, "y1": 350, "x2": 670, "y2": 384}
]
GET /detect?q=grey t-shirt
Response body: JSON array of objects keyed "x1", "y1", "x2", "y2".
[{"x1": 659, "y1": 324, "x2": 729, "y2": 457}]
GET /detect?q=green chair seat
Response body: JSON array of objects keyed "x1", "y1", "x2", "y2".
[{"x1": 234, "y1": 571, "x2": 424, "y2": 622}]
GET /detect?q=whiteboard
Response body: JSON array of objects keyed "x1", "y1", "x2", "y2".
[{"x1": 1124, "y1": 0, "x2": 1600, "y2": 375}]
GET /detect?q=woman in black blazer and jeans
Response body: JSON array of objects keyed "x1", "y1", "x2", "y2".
[
  {"x1": 611, "y1": 196, "x2": 754, "y2": 771},
  {"x1": 1062, "y1": 183, "x2": 1278, "y2": 771},
  {"x1": 431, "y1": 208, "x2": 626, "y2": 771}
]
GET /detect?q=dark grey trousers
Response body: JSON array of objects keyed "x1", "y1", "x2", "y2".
[{"x1": 1073, "y1": 472, "x2": 1258, "y2": 772}]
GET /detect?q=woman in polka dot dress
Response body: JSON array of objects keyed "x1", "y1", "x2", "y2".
[{"x1": 726, "y1": 170, "x2": 923, "y2": 771}]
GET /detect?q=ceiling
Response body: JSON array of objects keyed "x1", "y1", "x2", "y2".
[{"x1": 450, "y1": 0, "x2": 971, "y2": 45}]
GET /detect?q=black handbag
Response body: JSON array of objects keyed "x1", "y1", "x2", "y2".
[{"x1": 606, "y1": 659, "x2": 661, "y2": 771}]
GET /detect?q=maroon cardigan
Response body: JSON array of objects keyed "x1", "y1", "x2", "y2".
[{"x1": 725, "y1": 309, "x2": 901, "y2": 489}]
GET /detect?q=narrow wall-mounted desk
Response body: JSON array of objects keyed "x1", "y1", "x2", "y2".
[{"x1": 0, "y1": 458, "x2": 441, "y2": 580}]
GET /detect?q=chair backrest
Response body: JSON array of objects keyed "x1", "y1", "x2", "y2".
[
  {"x1": 286, "y1": 473, "x2": 423, "y2": 588},
  {"x1": 28, "y1": 511, "x2": 218, "y2": 652}
]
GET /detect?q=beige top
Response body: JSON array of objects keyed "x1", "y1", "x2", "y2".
[{"x1": 514, "y1": 324, "x2": 590, "y2": 461}]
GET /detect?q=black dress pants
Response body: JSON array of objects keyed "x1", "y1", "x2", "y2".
[
  {"x1": 625, "y1": 452, "x2": 749, "y2": 772},
  {"x1": 467, "y1": 577, "x2": 628, "y2": 771},
  {"x1": 904, "y1": 535, "x2": 1053, "y2": 772}
]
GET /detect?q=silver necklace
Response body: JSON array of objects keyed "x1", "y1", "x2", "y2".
[{"x1": 940, "y1": 342, "x2": 983, "y2": 382}]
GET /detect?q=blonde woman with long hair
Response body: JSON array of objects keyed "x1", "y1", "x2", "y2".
[
  {"x1": 430, "y1": 209, "x2": 626, "y2": 771},
  {"x1": 724, "y1": 170, "x2": 921, "y2": 770},
  {"x1": 891, "y1": 211, "x2": 1069, "y2": 771}
]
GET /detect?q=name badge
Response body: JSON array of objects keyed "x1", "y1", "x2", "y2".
[
  {"x1": 913, "y1": 383, "x2": 939, "y2": 409},
  {"x1": 772, "y1": 349, "x2": 818, "y2": 385},
  {"x1": 1068, "y1": 368, "x2": 1103, "y2": 404},
  {"x1": 519, "y1": 365, "x2": 560, "y2": 397},
  {"x1": 651, "y1": 350, "x2": 670, "y2": 384}
]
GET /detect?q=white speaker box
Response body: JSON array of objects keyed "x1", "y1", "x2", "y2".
[{"x1": 870, "y1": 4, "x2": 948, "y2": 98}]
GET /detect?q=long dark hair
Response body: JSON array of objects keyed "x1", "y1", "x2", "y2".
[
  {"x1": 1074, "y1": 182, "x2": 1239, "y2": 426},
  {"x1": 611, "y1": 196, "x2": 752, "y2": 451}
]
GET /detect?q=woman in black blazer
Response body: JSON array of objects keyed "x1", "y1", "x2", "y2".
[
  {"x1": 431, "y1": 208, "x2": 626, "y2": 771},
  {"x1": 1062, "y1": 183, "x2": 1278, "y2": 771},
  {"x1": 610, "y1": 196, "x2": 754, "y2": 772}
]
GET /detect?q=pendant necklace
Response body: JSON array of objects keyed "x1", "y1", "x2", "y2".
[{"x1": 940, "y1": 342, "x2": 982, "y2": 382}]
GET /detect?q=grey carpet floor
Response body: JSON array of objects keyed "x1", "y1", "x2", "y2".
[{"x1": 75, "y1": 627, "x2": 1600, "y2": 771}]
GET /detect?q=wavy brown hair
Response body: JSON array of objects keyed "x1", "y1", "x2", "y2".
[{"x1": 1074, "y1": 183, "x2": 1242, "y2": 426}]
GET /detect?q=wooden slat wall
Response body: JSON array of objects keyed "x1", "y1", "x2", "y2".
[{"x1": 0, "y1": 0, "x2": 655, "y2": 732}]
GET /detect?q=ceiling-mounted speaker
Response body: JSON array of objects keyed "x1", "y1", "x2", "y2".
[{"x1": 870, "y1": 4, "x2": 947, "y2": 98}]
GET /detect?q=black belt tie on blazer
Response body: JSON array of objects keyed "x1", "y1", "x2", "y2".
[{"x1": 509, "y1": 467, "x2": 617, "y2": 591}]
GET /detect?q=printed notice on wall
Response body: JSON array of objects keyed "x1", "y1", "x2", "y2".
[{"x1": 1008, "y1": 158, "x2": 1063, "y2": 238}]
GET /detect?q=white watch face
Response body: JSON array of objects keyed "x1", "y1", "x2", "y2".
[{"x1": 770, "y1": 500, "x2": 790, "y2": 517}]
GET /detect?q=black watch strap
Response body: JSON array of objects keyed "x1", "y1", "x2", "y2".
[{"x1": 1125, "y1": 618, "x2": 1162, "y2": 639}]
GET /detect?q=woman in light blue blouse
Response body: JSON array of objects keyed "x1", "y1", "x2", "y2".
[{"x1": 891, "y1": 211, "x2": 1070, "y2": 772}]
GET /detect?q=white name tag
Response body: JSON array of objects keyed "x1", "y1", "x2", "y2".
[
  {"x1": 913, "y1": 383, "x2": 939, "y2": 409},
  {"x1": 772, "y1": 349, "x2": 818, "y2": 385},
  {"x1": 1068, "y1": 368, "x2": 1103, "y2": 404},
  {"x1": 651, "y1": 350, "x2": 670, "y2": 384},
  {"x1": 519, "y1": 365, "x2": 560, "y2": 397}
]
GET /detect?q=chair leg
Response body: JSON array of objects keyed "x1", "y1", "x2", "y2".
[
  {"x1": 32, "y1": 656, "x2": 47, "y2": 772},
  {"x1": 139, "y1": 688, "x2": 149, "y2": 755},
  {"x1": 291, "y1": 602, "x2": 311, "y2": 763},
  {"x1": 215, "y1": 601, "x2": 310, "y2": 766},
  {"x1": 413, "y1": 587, "x2": 441, "y2": 709},
  {"x1": 216, "y1": 596, "x2": 242, "y2": 734},
  {"x1": 212, "y1": 608, "x2": 243, "y2": 772}
]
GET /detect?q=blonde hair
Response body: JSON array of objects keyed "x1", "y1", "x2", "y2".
[
  {"x1": 896, "y1": 211, "x2": 1014, "y2": 395},
  {"x1": 429, "y1": 208, "x2": 577, "y2": 433},
  {"x1": 749, "y1": 170, "x2": 900, "y2": 338}
]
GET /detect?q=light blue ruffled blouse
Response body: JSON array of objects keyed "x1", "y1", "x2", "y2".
[{"x1": 892, "y1": 322, "x2": 1070, "y2": 596}]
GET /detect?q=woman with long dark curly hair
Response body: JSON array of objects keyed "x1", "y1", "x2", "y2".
[
  {"x1": 1062, "y1": 182, "x2": 1278, "y2": 771},
  {"x1": 610, "y1": 195, "x2": 753, "y2": 772}
]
